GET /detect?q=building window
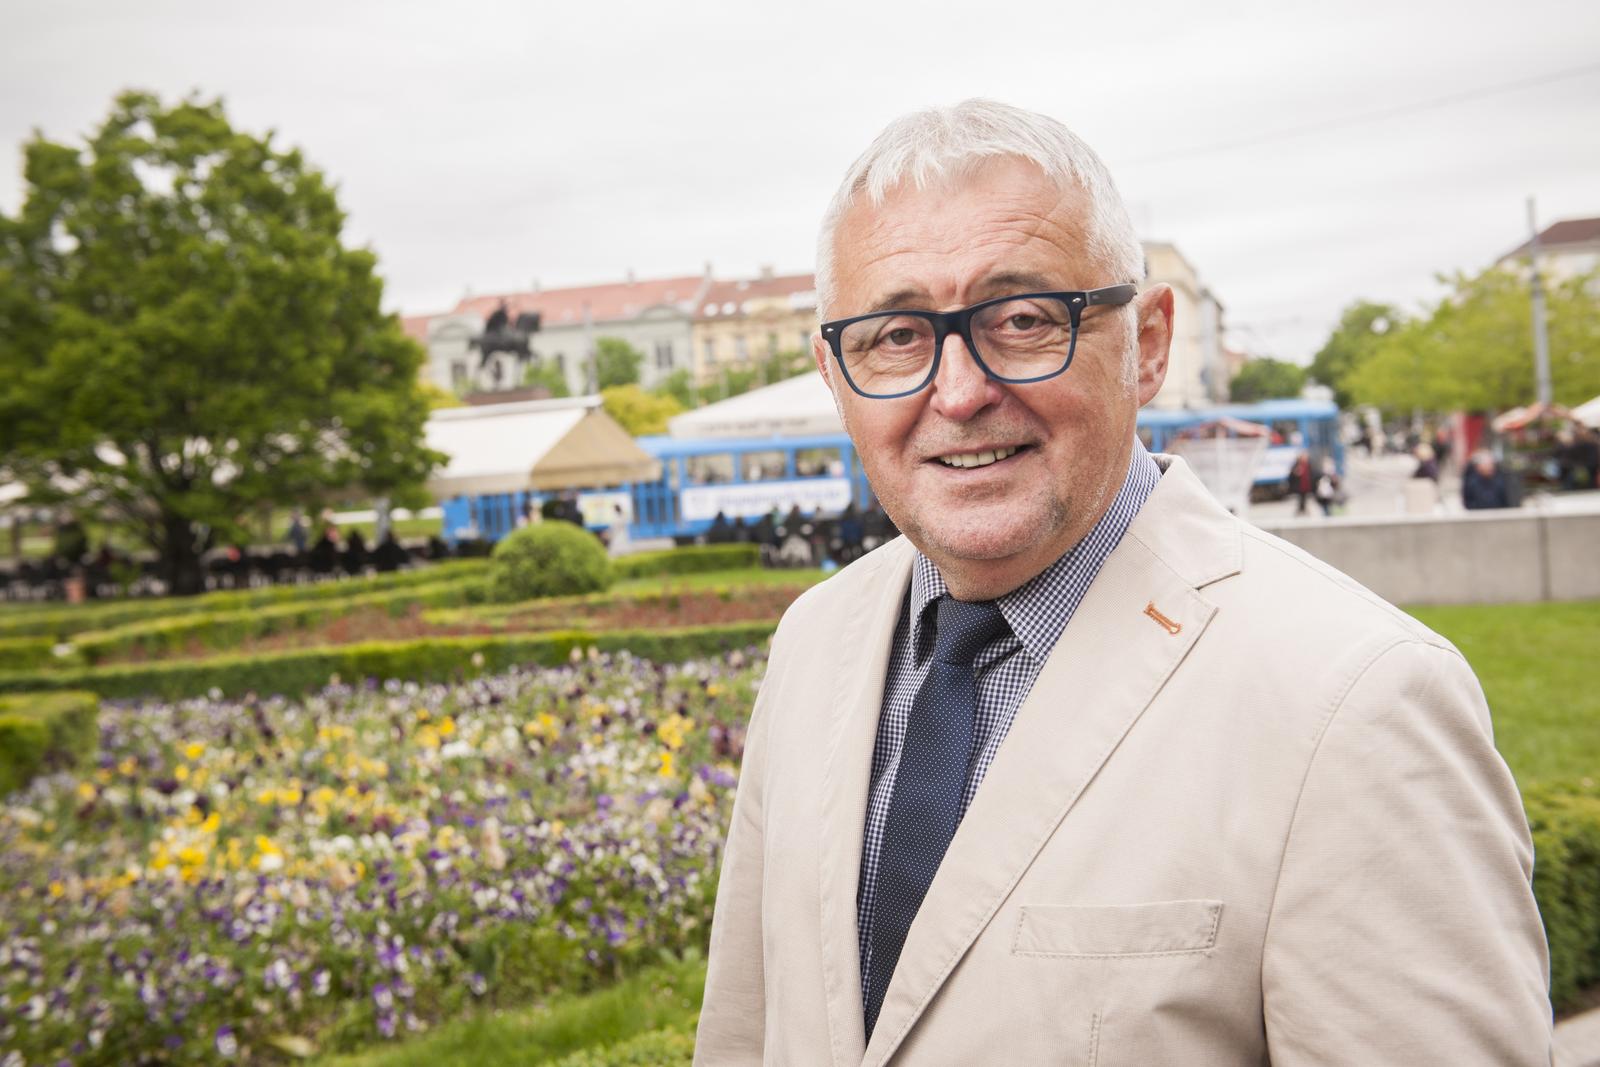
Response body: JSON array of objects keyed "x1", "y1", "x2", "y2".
[
  {"x1": 655, "y1": 340, "x2": 674, "y2": 370},
  {"x1": 450, "y1": 362, "x2": 467, "y2": 390},
  {"x1": 736, "y1": 336, "x2": 749, "y2": 363},
  {"x1": 767, "y1": 333, "x2": 778, "y2": 356},
  {"x1": 703, "y1": 338, "x2": 717, "y2": 364}
]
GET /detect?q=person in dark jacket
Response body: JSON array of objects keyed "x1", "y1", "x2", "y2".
[
  {"x1": 1287, "y1": 452, "x2": 1314, "y2": 516},
  {"x1": 1462, "y1": 451, "x2": 1512, "y2": 510}
]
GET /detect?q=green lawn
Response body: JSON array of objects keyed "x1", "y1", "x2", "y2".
[
  {"x1": 314, "y1": 955, "x2": 706, "y2": 1067},
  {"x1": 1407, "y1": 599, "x2": 1600, "y2": 788}
]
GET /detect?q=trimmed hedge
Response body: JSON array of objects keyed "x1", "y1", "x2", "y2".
[
  {"x1": 549, "y1": 1029, "x2": 695, "y2": 1067},
  {"x1": 488, "y1": 522, "x2": 612, "y2": 601},
  {"x1": 1526, "y1": 780, "x2": 1600, "y2": 1011},
  {"x1": 0, "y1": 690, "x2": 98, "y2": 795},
  {"x1": 0, "y1": 621, "x2": 779, "y2": 702},
  {"x1": 613, "y1": 544, "x2": 760, "y2": 580},
  {"x1": 65, "y1": 575, "x2": 487, "y2": 667},
  {"x1": 0, "y1": 635, "x2": 68, "y2": 672},
  {"x1": 0, "y1": 559, "x2": 489, "y2": 641}
]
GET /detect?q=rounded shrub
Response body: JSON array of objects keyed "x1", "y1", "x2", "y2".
[{"x1": 487, "y1": 522, "x2": 613, "y2": 602}]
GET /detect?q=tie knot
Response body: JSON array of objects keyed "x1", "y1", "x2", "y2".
[{"x1": 930, "y1": 596, "x2": 1009, "y2": 667}]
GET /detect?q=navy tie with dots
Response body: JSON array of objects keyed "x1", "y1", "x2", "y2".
[{"x1": 864, "y1": 595, "x2": 1011, "y2": 1041}]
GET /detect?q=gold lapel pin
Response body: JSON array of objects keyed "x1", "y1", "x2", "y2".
[{"x1": 1143, "y1": 602, "x2": 1182, "y2": 635}]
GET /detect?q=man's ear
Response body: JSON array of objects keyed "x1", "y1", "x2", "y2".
[
  {"x1": 812, "y1": 330, "x2": 834, "y2": 389},
  {"x1": 1134, "y1": 284, "x2": 1174, "y2": 406}
]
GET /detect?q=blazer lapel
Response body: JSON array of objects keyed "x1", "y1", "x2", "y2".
[
  {"x1": 862, "y1": 458, "x2": 1240, "y2": 1066},
  {"x1": 817, "y1": 539, "x2": 917, "y2": 1067}
]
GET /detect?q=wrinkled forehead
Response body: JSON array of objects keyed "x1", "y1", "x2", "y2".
[{"x1": 831, "y1": 158, "x2": 1100, "y2": 308}]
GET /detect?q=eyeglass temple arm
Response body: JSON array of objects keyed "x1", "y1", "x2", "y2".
[{"x1": 1083, "y1": 284, "x2": 1139, "y2": 307}]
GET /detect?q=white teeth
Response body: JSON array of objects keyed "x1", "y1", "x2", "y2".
[{"x1": 939, "y1": 445, "x2": 1019, "y2": 469}]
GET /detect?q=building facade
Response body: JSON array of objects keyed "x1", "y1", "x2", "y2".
[
  {"x1": 1143, "y1": 241, "x2": 1227, "y2": 409},
  {"x1": 690, "y1": 270, "x2": 818, "y2": 387}
]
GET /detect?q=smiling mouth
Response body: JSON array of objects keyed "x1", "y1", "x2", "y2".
[{"x1": 935, "y1": 444, "x2": 1028, "y2": 469}]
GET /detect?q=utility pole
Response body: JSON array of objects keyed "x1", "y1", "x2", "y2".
[{"x1": 1526, "y1": 197, "x2": 1553, "y2": 408}]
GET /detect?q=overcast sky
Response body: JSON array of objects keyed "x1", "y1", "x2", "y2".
[{"x1": 5, "y1": 0, "x2": 1597, "y2": 362}]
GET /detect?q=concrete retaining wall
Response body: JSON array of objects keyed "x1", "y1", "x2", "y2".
[{"x1": 1255, "y1": 507, "x2": 1600, "y2": 606}]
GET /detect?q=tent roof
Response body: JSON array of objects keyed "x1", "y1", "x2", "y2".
[
  {"x1": 668, "y1": 372, "x2": 843, "y2": 439},
  {"x1": 424, "y1": 397, "x2": 660, "y2": 497},
  {"x1": 1574, "y1": 394, "x2": 1600, "y2": 429}
]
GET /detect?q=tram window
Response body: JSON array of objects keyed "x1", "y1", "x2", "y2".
[
  {"x1": 1269, "y1": 419, "x2": 1301, "y2": 446},
  {"x1": 742, "y1": 450, "x2": 786, "y2": 481},
  {"x1": 795, "y1": 447, "x2": 842, "y2": 477},
  {"x1": 686, "y1": 453, "x2": 734, "y2": 485}
]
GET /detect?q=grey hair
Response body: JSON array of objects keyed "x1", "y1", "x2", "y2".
[{"x1": 814, "y1": 99, "x2": 1144, "y2": 320}]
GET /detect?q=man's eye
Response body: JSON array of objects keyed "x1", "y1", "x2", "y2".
[
  {"x1": 884, "y1": 327, "x2": 920, "y2": 346},
  {"x1": 1005, "y1": 314, "x2": 1041, "y2": 331}
]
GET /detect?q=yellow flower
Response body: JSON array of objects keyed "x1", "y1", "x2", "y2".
[
  {"x1": 278, "y1": 786, "x2": 303, "y2": 806},
  {"x1": 706, "y1": 683, "x2": 723, "y2": 697},
  {"x1": 201, "y1": 812, "x2": 221, "y2": 834},
  {"x1": 183, "y1": 742, "x2": 206, "y2": 761},
  {"x1": 416, "y1": 725, "x2": 441, "y2": 750},
  {"x1": 256, "y1": 788, "x2": 276, "y2": 805},
  {"x1": 415, "y1": 708, "x2": 431, "y2": 722},
  {"x1": 117, "y1": 757, "x2": 137, "y2": 777},
  {"x1": 658, "y1": 751, "x2": 676, "y2": 779},
  {"x1": 174, "y1": 765, "x2": 190, "y2": 783},
  {"x1": 437, "y1": 716, "x2": 456, "y2": 738},
  {"x1": 75, "y1": 781, "x2": 96, "y2": 802},
  {"x1": 177, "y1": 845, "x2": 207, "y2": 868},
  {"x1": 48, "y1": 880, "x2": 65, "y2": 899},
  {"x1": 657, "y1": 714, "x2": 692, "y2": 752}
]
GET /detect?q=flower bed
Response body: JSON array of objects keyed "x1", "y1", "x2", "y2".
[{"x1": 0, "y1": 650, "x2": 761, "y2": 1064}]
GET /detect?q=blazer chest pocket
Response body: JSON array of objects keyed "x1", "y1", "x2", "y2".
[{"x1": 1011, "y1": 899, "x2": 1223, "y2": 958}]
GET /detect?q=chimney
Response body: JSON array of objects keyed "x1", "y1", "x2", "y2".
[
  {"x1": 759, "y1": 264, "x2": 775, "y2": 281},
  {"x1": 626, "y1": 268, "x2": 636, "y2": 286}
]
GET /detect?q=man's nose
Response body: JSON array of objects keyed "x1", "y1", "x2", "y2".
[{"x1": 928, "y1": 330, "x2": 1000, "y2": 421}]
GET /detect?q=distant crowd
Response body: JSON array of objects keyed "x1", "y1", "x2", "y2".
[{"x1": 702, "y1": 502, "x2": 899, "y2": 568}]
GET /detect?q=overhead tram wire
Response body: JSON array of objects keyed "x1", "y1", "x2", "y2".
[{"x1": 1125, "y1": 61, "x2": 1600, "y2": 168}]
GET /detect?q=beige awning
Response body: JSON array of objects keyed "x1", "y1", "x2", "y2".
[{"x1": 425, "y1": 397, "x2": 660, "y2": 498}]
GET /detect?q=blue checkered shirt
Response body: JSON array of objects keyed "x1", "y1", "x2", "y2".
[{"x1": 856, "y1": 443, "x2": 1162, "y2": 1007}]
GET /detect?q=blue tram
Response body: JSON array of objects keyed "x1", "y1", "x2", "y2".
[{"x1": 438, "y1": 398, "x2": 1340, "y2": 545}]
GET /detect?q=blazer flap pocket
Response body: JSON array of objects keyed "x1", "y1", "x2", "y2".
[{"x1": 1012, "y1": 899, "x2": 1223, "y2": 958}]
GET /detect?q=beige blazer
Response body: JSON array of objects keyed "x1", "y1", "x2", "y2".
[{"x1": 694, "y1": 456, "x2": 1551, "y2": 1066}]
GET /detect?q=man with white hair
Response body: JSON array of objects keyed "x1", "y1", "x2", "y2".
[{"x1": 695, "y1": 101, "x2": 1550, "y2": 1065}]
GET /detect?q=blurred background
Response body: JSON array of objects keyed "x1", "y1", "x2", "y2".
[{"x1": 2, "y1": 3, "x2": 1598, "y2": 1065}]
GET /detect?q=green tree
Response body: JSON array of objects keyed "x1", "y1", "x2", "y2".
[
  {"x1": 0, "y1": 91, "x2": 443, "y2": 595},
  {"x1": 1229, "y1": 357, "x2": 1307, "y2": 403},
  {"x1": 522, "y1": 359, "x2": 571, "y2": 398},
  {"x1": 594, "y1": 337, "x2": 644, "y2": 389},
  {"x1": 1345, "y1": 266, "x2": 1600, "y2": 414},
  {"x1": 601, "y1": 384, "x2": 684, "y2": 436},
  {"x1": 1309, "y1": 300, "x2": 1403, "y2": 408},
  {"x1": 651, "y1": 368, "x2": 695, "y2": 409}
]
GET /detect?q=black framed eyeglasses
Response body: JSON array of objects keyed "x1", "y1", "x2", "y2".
[{"x1": 819, "y1": 284, "x2": 1137, "y2": 399}]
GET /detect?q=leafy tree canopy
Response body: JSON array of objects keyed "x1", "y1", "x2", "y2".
[
  {"x1": 651, "y1": 369, "x2": 695, "y2": 409},
  {"x1": 601, "y1": 384, "x2": 683, "y2": 437},
  {"x1": 1229, "y1": 357, "x2": 1307, "y2": 403},
  {"x1": 522, "y1": 360, "x2": 571, "y2": 398},
  {"x1": 1308, "y1": 300, "x2": 1403, "y2": 408},
  {"x1": 594, "y1": 337, "x2": 643, "y2": 389},
  {"x1": 0, "y1": 90, "x2": 443, "y2": 593},
  {"x1": 1345, "y1": 266, "x2": 1600, "y2": 414}
]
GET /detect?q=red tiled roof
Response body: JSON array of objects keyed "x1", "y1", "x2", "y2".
[
  {"x1": 400, "y1": 314, "x2": 434, "y2": 345},
  {"x1": 1499, "y1": 217, "x2": 1600, "y2": 261},
  {"x1": 453, "y1": 275, "x2": 709, "y2": 327},
  {"x1": 697, "y1": 272, "x2": 816, "y2": 319}
]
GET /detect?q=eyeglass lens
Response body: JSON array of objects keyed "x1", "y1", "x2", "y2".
[{"x1": 838, "y1": 296, "x2": 1075, "y2": 396}]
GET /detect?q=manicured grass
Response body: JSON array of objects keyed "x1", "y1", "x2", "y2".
[
  {"x1": 1407, "y1": 599, "x2": 1600, "y2": 788},
  {"x1": 611, "y1": 566, "x2": 826, "y2": 597},
  {"x1": 314, "y1": 955, "x2": 706, "y2": 1067}
]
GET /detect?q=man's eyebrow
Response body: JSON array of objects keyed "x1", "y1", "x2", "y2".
[{"x1": 860, "y1": 272, "x2": 1063, "y2": 316}]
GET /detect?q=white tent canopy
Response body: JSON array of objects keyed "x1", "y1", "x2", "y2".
[
  {"x1": 669, "y1": 371, "x2": 844, "y2": 439},
  {"x1": 1575, "y1": 394, "x2": 1600, "y2": 429},
  {"x1": 425, "y1": 396, "x2": 660, "y2": 498}
]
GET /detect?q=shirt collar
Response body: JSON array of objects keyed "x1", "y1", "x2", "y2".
[{"x1": 909, "y1": 440, "x2": 1162, "y2": 665}]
